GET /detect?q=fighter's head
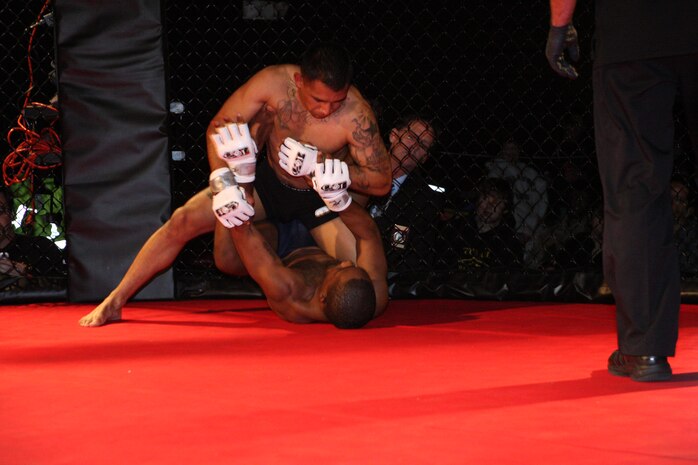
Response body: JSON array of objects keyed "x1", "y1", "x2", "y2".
[
  {"x1": 319, "y1": 261, "x2": 376, "y2": 329},
  {"x1": 295, "y1": 42, "x2": 353, "y2": 119}
]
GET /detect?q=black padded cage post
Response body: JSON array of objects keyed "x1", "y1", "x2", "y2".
[{"x1": 56, "y1": 0, "x2": 173, "y2": 302}]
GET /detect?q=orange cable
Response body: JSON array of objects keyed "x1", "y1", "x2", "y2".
[{"x1": 3, "y1": 0, "x2": 61, "y2": 191}]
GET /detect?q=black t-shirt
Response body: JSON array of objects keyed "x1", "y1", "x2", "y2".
[
  {"x1": 594, "y1": 0, "x2": 698, "y2": 64},
  {"x1": 441, "y1": 215, "x2": 522, "y2": 271}
]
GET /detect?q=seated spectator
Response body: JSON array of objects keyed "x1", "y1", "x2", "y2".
[
  {"x1": 367, "y1": 114, "x2": 443, "y2": 271},
  {"x1": 0, "y1": 185, "x2": 65, "y2": 280},
  {"x1": 255, "y1": 114, "x2": 441, "y2": 273},
  {"x1": 671, "y1": 177, "x2": 698, "y2": 277},
  {"x1": 438, "y1": 177, "x2": 522, "y2": 270},
  {"x1": 524, "y1": 188, "x2": 594, "y2": 270},
  {"x1": 486, "y1": 138, "x2": 549, "y2": 244},
  {"x1": 550, "y1": 199, "x2": 604, "y2": 271},
  {"x1": 545, "y1": 157, "x2": 596, "y2": 223}
]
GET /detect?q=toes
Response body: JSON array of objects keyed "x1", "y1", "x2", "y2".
[{"x1": 79, "y1": 315, "x2": 98, "y2": 327}]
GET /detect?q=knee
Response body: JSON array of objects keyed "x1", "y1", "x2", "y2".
[{"x1": 164, "y1": 205, "x2": 207, "y2": 242}]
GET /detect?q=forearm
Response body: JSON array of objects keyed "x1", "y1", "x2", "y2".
[
  {"x1": 0, "y1": 257, "x2": 27, "y2": 277},
  {"x1": 229, "y1": 223, "x2": 292, "y2": 301},
  {"x1": 345, "y1": 117, "x2": 392, "y2": 196},
  {"x1": 550, "y1": 0, "x2": 576, "y2": 26},
  {"x1": 206, "y1": 124, "x2": 228, "y2": 172},
  {"x1": 338, "y1": 202, "x2": 382, "y2": 243},
  {"x1": 339, "y1": 203, "x2": 389, "y2": 315},
  {"x1": 230, "y1": 223, "x2": 282, "y2": 272}
]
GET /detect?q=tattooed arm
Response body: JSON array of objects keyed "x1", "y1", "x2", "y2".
[{"x1": 344, "y1": 102, "x2": 392, "y2": 197}]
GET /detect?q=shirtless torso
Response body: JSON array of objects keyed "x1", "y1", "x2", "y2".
[
  {"x1": 209, "y1": 63, "x2": 390, "y2": 263},
  {"x1": 211, "y1": 64, "x2": 390, "y2": 196},
  {"x1": 77, "y1": 46, "x2": 390, "y2": 328},
  {"x1": 282, "y1": 246, "x2": 340, "y2": 285}
]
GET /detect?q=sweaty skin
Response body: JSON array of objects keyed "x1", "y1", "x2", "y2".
[
  {"x1": 223, "y1": 201, "x2": 388, "y2": 324},
  {"x1": 79, "y1": 60, "x2": 390, "y2": 327},
  {"x1": 208, "y1": 64, "x2": 390, "y2": 196},
  {"x1": 80, "y1": 298, "x2": 121, "y2": 326}
]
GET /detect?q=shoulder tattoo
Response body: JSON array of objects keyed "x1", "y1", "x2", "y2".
[
  {"x1": 351, "y1": 111, "x2": 390, "y2": 171},
  {"x1": 350, "y1": 111, "x2": 380, "y2": 148}
]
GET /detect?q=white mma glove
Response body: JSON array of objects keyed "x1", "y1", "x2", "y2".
[
  {"x1": 209, "y1": 168, "x2": 255, "y2": 228},
  {"x1": 278, "y1": 137, "x2": 318, "y2": 177},
  {"x1": 312, "y1": 159, "x2": 352, "y2": 212},
  {"x1": 210, "y1": 122, "x2": 258, "y2": 183}
]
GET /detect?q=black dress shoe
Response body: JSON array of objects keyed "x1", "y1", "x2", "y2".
[{"x1": 607, "y1": 350, "x2": 672, "y2": 382}]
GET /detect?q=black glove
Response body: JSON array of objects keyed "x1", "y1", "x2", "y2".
[{"x1": 545, "y1": 24, "x2": 579, "y2": 79}]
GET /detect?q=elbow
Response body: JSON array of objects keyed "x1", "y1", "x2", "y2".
[
  {"x1": 372, "y1": 175, "x2": 392, "y2": 197},
  {"x1": 349, "y1": 170, "x2": 391, "y2": 196},
  {"x1": 274, "y1": 307, "x2": 313, "y2": 324}
]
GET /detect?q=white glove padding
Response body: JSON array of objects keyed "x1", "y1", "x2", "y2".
[
  {"x1": 312, "y1": 159, "x2": 352, "y2": 212},
  {"x1": 209, "y1": 168, "x2": 255, "y2": 228},
  {"x1": 210, "y1": 122, "x2": 258, "y2": 183},
  {"x1": 278, "y1": 137, "x2": 318, "y2": 177}
]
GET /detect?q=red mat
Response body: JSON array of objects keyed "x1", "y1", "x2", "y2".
[{"x1": 2, "y1": 300, "x2": 698, "y2": 464}]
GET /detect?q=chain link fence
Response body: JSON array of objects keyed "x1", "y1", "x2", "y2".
[
  {"x1": 2, "y1": 0, "x2": 697, "y2": 302},
  {"x1": 1, "y1": 0, "x2": 65, "y2": 301}
]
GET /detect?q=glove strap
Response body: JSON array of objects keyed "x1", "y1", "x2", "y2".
[
  {"x1": 324, "y1": 192, "x2": 352, "y2": 212},
  {"x1": 209, "y1": 168, "x2": 237, "y2": 195},
  {"x1": 232, "y1": 162, "x2": 256, "y2": 184}
]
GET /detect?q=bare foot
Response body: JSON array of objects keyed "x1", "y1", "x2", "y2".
[{"x1": 79, "y1": 299, "x2": 123, "y2": 327}]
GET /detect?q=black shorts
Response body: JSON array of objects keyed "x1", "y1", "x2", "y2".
[{"x1": 255, "y1": 156, "x2": 339, "y2": 230}]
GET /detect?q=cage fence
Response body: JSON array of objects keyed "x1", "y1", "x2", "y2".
[
  {"x1": 1, "y1": 0, "x2": 65, "y2": 300},
  {"x1": 2, "y1": 0, "x2": 697, "y2": 302}
]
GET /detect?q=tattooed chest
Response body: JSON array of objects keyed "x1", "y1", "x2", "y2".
[
  {"x1": 274, "y1": 100, "x2": 345, "y2": 150},
  {"x1": 276, "y1": 99, "x2": 312, "y2": 132}
]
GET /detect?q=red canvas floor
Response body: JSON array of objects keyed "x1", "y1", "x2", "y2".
[{"x1": 2, "y1": 299, "x2": 698, "y2": 464}]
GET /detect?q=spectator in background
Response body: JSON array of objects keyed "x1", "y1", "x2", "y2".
[
  {"x1": 270, "y1": 114, "x2": 442, "y2": 271},
  {"x1": 671, "y1": 177, "x2": 698, "y2": 277},
  {"x1": 551, "y1": 112, "x2": 594, "y2": 159},
  {"x1": 439, "y1": 177, "x2": 521, "y2": 270},
  {"x1": 542, "y1": 112, "x2": 599, "y2": 225},
  {"x1": 524, "y1": 188, "x2": 594, "y2": 270},
  {"x1": 0, "y1": 185, "x2": 64, "y2": 279},
  {"x1": 367, "y1": 115, "x2": 443, "y2": 271},
  {"x1": 486, "y1": 138, "x2": 548, "y2": 245}
]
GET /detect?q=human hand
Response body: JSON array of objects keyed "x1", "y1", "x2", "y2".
[
  {"x1": 545, "y1": 24, "x2": 579, "y2": 79},
  {"x1": 0, "y1": 256, "x2": 28, "y2": 277},
  {"x1": 209, "y1": 168, "x2": 255, "y2": 227},
  {"x1": 210, "y1": 120, "x2": 258, "y2": 183},
  {"x1": 312, "y1": 159, "x2": 352, "y2": 212},
  {"x1": 278, "y1": 137, "x2": 318, "y2": 177}
]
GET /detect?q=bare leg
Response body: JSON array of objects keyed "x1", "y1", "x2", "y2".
[
  {"x1": 310, "y1": 218, "x2": 357, "y2": 262},
  {"x1": 79, "y1": 190, "x2": 217, "y2": 326}
]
